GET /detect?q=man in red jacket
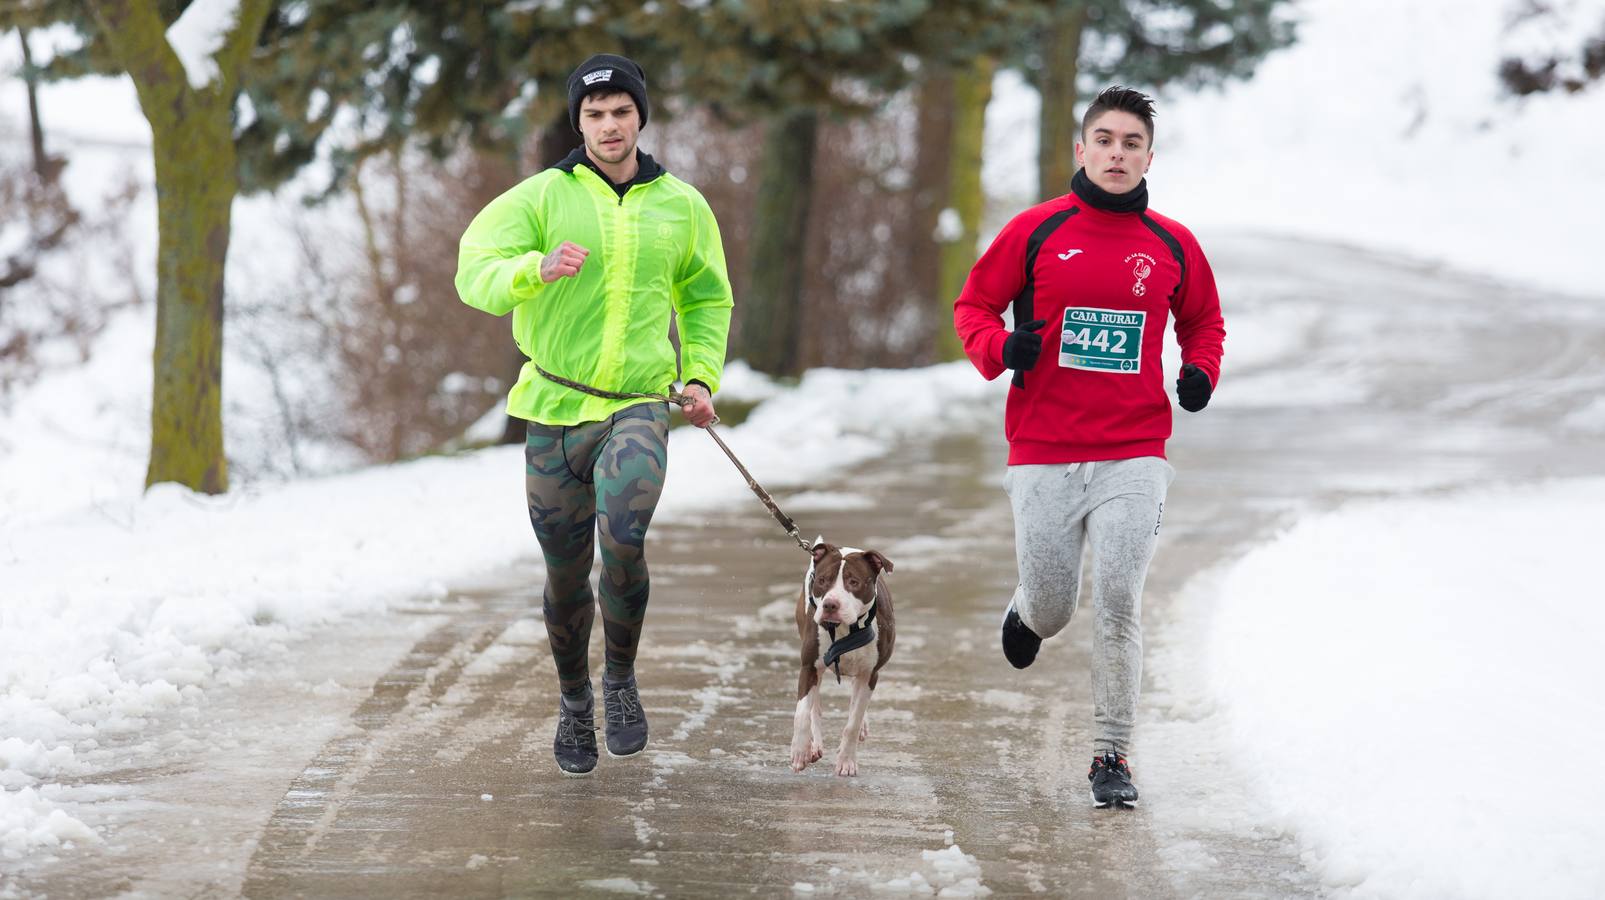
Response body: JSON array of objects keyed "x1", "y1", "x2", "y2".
[{"x1": 953, "y1": 85, "x2": 1224, "y2": 809}]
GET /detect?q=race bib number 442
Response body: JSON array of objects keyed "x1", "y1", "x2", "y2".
[{"x1": 1059, "y1": 307, "x2": 1146, "y2": 373}]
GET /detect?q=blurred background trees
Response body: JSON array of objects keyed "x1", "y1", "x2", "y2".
[{"x1": 1, "y1": 0, "x2": 1301, "y2": 487}]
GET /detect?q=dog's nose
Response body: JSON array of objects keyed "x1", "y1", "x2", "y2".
[{"x1": 822, "y1": 599, "x2": 839, "y2": 613}]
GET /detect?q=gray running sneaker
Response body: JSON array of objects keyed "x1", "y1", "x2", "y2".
[
  {"x1": 554, "y1": 699, "x2": 598, "y2": 777},
  {"x1": 603, "y1": 674, "x2": 649, "y2": 758}
]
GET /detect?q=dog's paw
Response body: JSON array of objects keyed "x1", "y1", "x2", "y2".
[
  {"x1": 790, "y1": 739, "x2": 816, "y2": 772},
  {"x1": 808, "y1": 741, "x2": 824, "y2": 764},
  {"x1": 833, "y1": 751, "x2": 859, "y2": 777}
]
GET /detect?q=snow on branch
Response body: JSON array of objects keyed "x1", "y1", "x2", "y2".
[{"x1": 165, "y1": 0, "x2": 244, "y2": 90}]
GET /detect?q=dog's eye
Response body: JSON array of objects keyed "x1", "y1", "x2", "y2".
[{"x1": 846, "y1": 577, "x2": 861, "y2": 590}]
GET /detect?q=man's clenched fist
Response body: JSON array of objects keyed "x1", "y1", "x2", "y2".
[
  {"x1": 540, "y1": 241, "x2": 590, "y2": 282},
  {"x1": 1176, "y1": 363, "x2": 1212, "y2": 412},
  {"x1": 1002, "y1": 319, "x2": 1048, "y2": 372}
]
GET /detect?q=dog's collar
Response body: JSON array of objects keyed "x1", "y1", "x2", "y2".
[{"x1": 806, "y1": 557, "x2": 878, "y2": 683}]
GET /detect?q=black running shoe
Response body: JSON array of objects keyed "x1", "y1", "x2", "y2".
[
  {"x1": 554, "y1": 700, "x2": 598, "y2": 777},
  {"x1": 1088, "y1": 753, "x2": 1139, "y2": 808},
  {"x1": 603, "y1": 674, "x2": 649, "y2": 758},
  {"x1": 1001, "y1": 601, "x2": 1042, "y2": 669}
]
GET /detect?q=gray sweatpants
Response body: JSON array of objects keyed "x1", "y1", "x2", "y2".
[{"x1": 1004, "y1": 456, "x2": 1174, "y2": 759}]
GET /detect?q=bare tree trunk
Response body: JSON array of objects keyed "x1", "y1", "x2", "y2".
[
  {"x1": 349, "y1": 156, "x2": 407, "y2": 461},
  {"x1": 89, "y1": 0, "x2": 273, "y2": 494},
  {"x1": 146, "y1": 109, "x2": 236, "y2": 492},
  {"x1": 912, "y1": 69, "x2": 956, "y2": 363},
  {"x1": 1038, "y1": 1, "x2": 1090, "y2": 201},
  {"x1": 937, "y1": 56, "x2": 996, "y2": 361},
  {"x1": 537, "y1": 105, "x2": 579, "y2": 168},
  {"x1": 17, "y1": 29, "x2": 50, "y2": 179},
  {"x1": 741, "y1": 108, "x2": 818, "y2": 376}
]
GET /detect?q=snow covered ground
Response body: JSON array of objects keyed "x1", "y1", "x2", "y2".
[
  {"x1": 5, "y1": 0, "x2": 1605, "y2": 894},
  {"x1": 1200, "y1": 480, "x2": 1605, "y2": 899}
]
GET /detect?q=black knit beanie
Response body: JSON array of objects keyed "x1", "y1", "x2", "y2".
[{"x1": 567, "y1": 54, "x2": 649, "y2": 135}]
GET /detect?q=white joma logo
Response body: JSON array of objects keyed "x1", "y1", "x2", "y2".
[
  {"x1": 582, "y1": 69, "x2": 614, "y2": 85},
  {"x1": 1058, "y1": 249, "x2": 1083, "y2": 260}
]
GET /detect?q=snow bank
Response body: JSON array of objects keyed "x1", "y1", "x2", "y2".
[
  {"x1": 0, "y1": 786, "x2": 99, "y2": 861},
  {"x1": 1202, "y1": 478, "x2": 1605, "y2": 899}
]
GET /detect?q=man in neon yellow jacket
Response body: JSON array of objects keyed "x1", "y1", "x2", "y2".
[{"x1": 456, "y1": 53, "x2": 733, "y2": 777}]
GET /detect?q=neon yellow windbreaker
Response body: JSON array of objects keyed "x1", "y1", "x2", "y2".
[{"x1": 455, "y1": 150, "x2": 733, "y2": 426}]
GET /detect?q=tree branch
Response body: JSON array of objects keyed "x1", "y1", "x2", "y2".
[
  {"x1": 217, "y1": 0, "x2": 274, "y2": 94},
  {"x1": 85, "y1": 0, "x2": 187, "y2": 112}
]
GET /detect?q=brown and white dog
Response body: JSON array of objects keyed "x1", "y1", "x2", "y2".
[{"x1": 791, "y1": 539, "x2": 895, "y2": 777}]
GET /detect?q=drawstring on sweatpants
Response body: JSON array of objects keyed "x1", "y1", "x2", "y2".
[{"x1": 1067, "y1": 461, "x2": 1096, "y2": 490}]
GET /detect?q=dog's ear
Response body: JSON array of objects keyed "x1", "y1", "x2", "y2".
[
  {"x1": 862, "y1": 550, "x2": 894, "y2": 575},
  {"x1": 811, "y1": 540, "x2": 834, "y2": 565}
]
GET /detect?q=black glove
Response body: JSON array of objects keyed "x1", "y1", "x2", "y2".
[
  {"x1": 1002, "y1": 319, "x2": 1047, "y2": 372},
  {"x1": 1176, "y1": 363, "x2": 1212, "y2": 412}
]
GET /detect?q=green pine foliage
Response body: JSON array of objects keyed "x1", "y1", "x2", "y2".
[
  {"x1": 237, "y1": 1, "x2": 690, "y2": 194},
  {"x1": 1076, "y1": 0, "x2": 1298, "y2": 88},
  {"x1": 677, "y1": 0, "x2": 1030, "y2": 118}
]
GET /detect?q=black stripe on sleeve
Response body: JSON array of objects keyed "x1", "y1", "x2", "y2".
[
  {"x1": 1139, "y1": 213, "x2": 1186, "y2": 302},
  {"x1": 1010, "y1": 206, "x2": 1079, "y2": 389}
]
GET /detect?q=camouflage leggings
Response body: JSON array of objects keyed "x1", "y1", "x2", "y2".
[{"x1": 525, "y1": 402, "x2": 670, "y2": 698}]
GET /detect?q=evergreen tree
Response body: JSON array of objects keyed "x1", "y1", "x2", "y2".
[
  {"x1": 0, "y1": 1, "x2": 694, "y2": 488},
  {"x1": 1027, "y1": 0, "x2": 1298, "y2": 199},
  {"x1": 236, "y1": 1, "x2": 694, "y2": 194}
]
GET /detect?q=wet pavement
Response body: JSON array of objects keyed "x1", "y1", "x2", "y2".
[{"x1": 18, "y1": 235, "x2": 1605, "y2": 897}]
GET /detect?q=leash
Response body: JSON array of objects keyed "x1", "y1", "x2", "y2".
[{"x1": 533, "y1": 363, "x2": 813, "y2": 554}]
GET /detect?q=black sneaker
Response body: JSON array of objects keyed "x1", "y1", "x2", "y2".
[
  {"x1": 554, "y1": 699, "x2": 598, "y2": 777},
  {"x1": 602, "y1": 674, "x2": 649, "y2": 758},
  {"x1": 1088, "y1": 753, "x2": 1139, "y2": 808},
  {"x1": 1001, "y1": 601, "x2": 1041, "y2": 669}
]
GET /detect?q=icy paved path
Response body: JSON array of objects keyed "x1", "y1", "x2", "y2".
[
  {"x1": 236, "y1": 426, "x2": 1316, "y2": 899},
  {"x1": 235, "y1": 237, "x2": 1605, "y2": 898},
  {"x1": 5, "y1": 425, "x2": 1319, "y2": 899},
  {"x1": 22, "y1": 234, "x2": 1605, "y2": 897}
]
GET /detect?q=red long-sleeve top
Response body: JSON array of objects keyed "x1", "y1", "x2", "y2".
[{"x1": 954, "y1": 190, "x2": 1225, "y2": 465}]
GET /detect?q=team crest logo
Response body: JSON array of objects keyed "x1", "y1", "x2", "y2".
[
  {"x1": 1124, "y1": 252, "x2": 1156, "y2": 297},
  {"x1": 582, "y1": 69, "x2": 614, "y2": 86}
]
